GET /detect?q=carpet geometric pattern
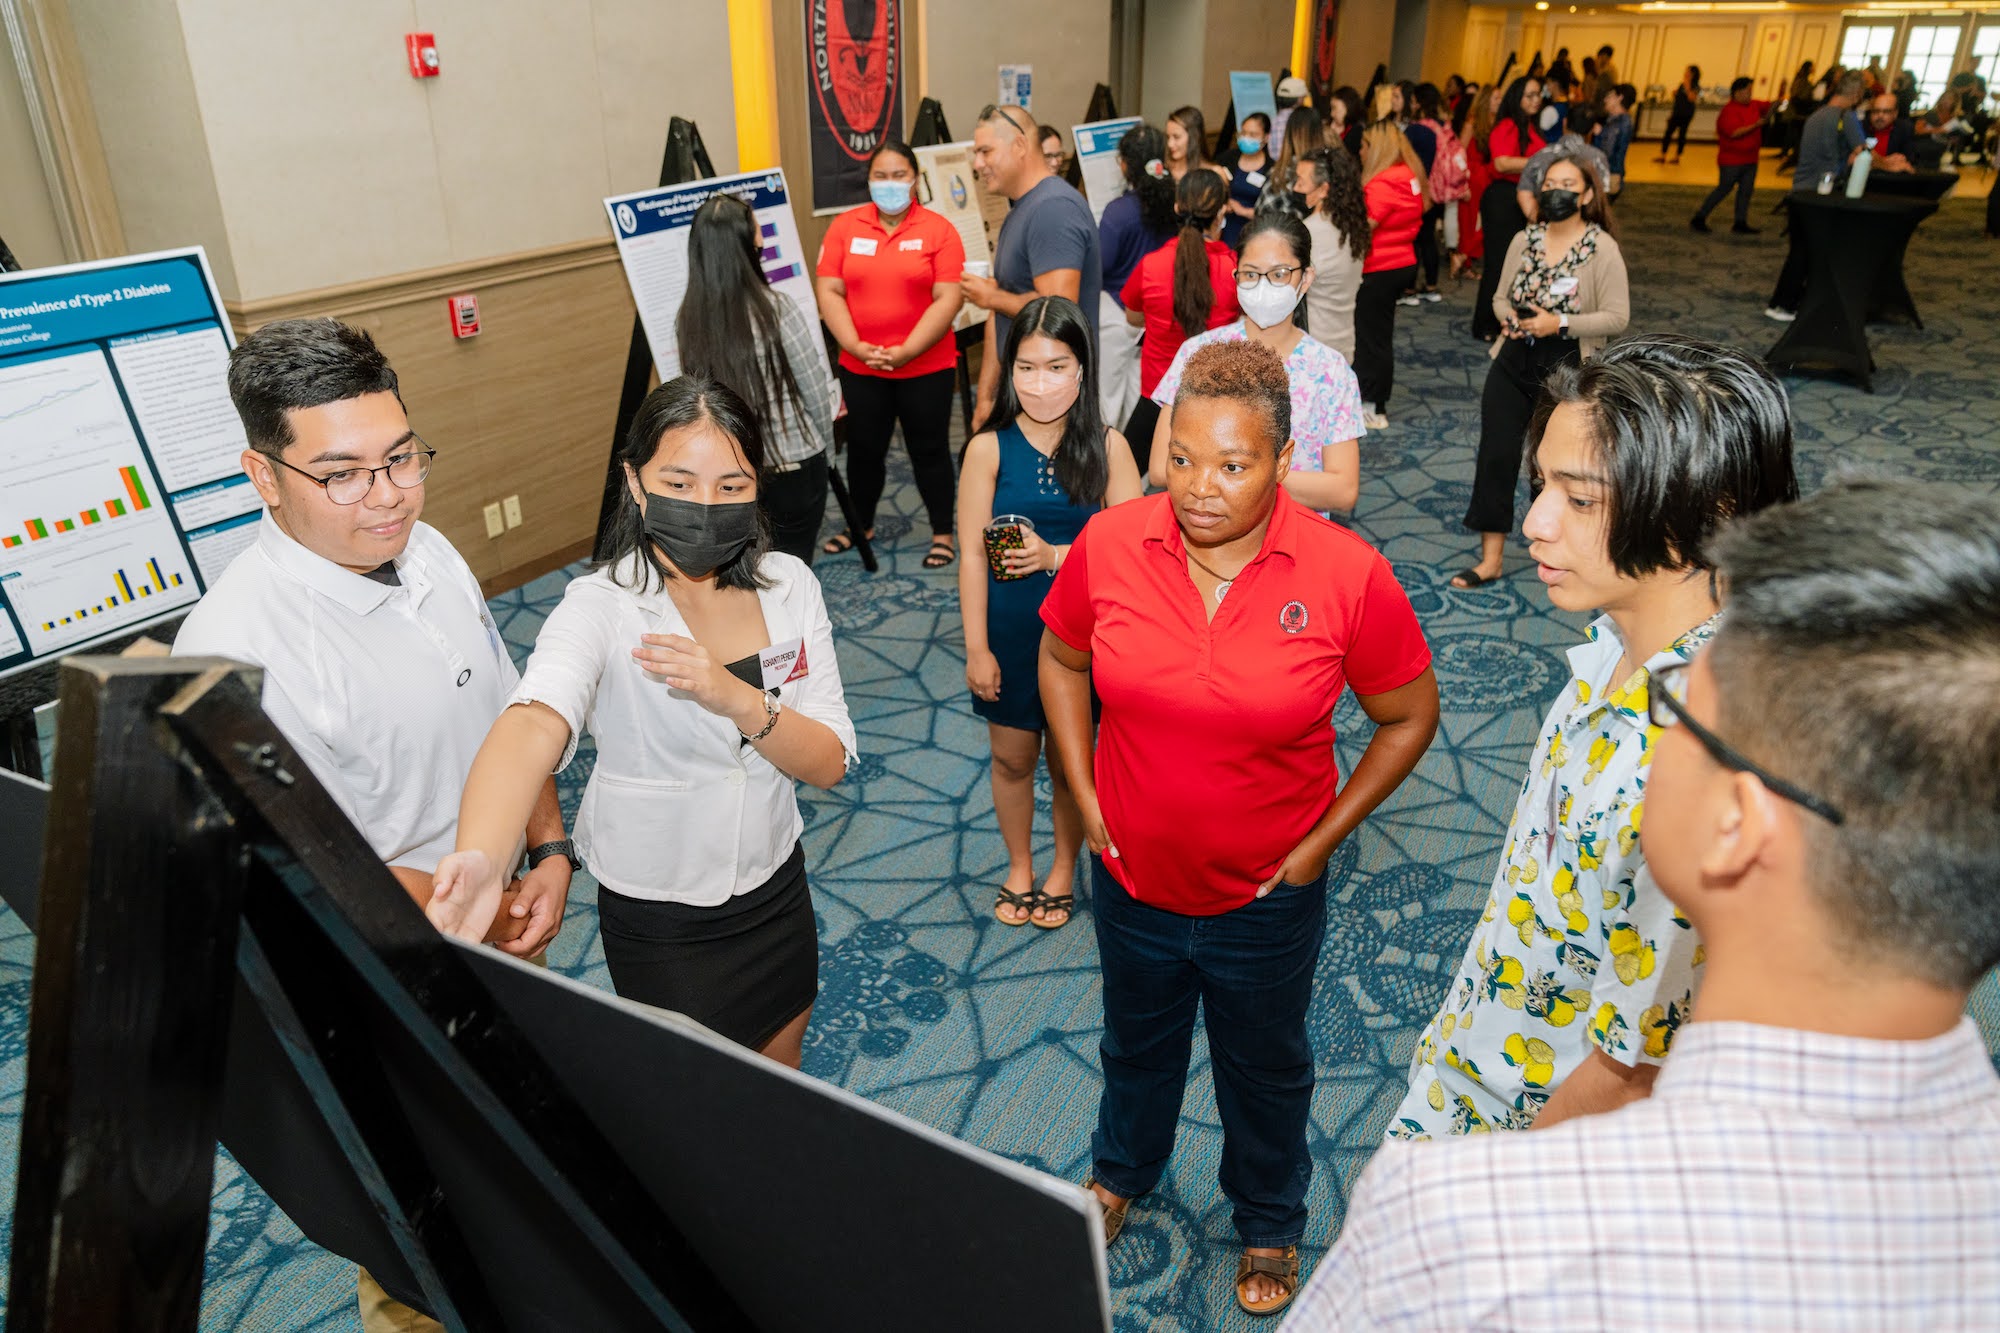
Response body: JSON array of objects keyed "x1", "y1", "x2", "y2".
[{"x1": 1, "y1": 182, "x2": 1996, "y2": 1331}]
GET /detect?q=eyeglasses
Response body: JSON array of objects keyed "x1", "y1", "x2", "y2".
[
  {"x1": 1237, "y1": 265, "x2": 1304, "y2": 286},
  {"x1": 272, "y1": 438, "x2": 436, "y2": 505},
  {"x1": 1648, "y1": 662, "x2": 1846, "y2": 825}
]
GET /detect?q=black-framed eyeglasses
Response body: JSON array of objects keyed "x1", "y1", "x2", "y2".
[
  {"x1": 272, "y1": 437, "x2": 436, "y2": 505},
  {"x1": 1648, "y1": 662, "x2": 1846, "y2": 825},
  {"x1": 1237, "y1": 265, "x2": 1304, "y2": 286}
]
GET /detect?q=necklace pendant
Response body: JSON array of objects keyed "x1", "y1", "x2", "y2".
[{"x1": 1215, "y1": 579, "x2": 1233, "y2": 602}]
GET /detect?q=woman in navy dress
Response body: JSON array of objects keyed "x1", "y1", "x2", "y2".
[{"x1": 958, "y1": 296, "x2": 1144, "y2": 929}]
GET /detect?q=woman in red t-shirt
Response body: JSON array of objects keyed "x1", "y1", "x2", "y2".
[
  {"x1": 1355, "y1": 124, "x2": 1429, "y2": 429},
  {"x1": 815, "y1": 141, "x2": 967, "y2": 567},
  {"x1": 1455, "y1": 84, "x2": 1502, "y2": 277},
  {"x1": 1472, "y1": 77, "x2": 1546, "y2": 340},
  {"x1": 1118, "y1": 170, "x2": 1240, "y2": 470}
]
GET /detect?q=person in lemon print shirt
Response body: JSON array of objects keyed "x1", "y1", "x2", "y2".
[{"x1": 1388, "y1": 336, "x2": 1796, "y2": 1139}]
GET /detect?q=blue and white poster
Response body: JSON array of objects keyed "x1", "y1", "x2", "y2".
[
  {"x1": 998, "y1": 64, "x2": 1033, "y2": 113},
  {"x1": 0, "y1": 247, "x2": 255, "y2": 678},
  {"x1": 604, "y1": 169, "x2": 818, "y2": 382},
  {"x1": 1070, "y1": 116, "x2": 1144, "y2": 223},
  {"x1": 1229, "y1": 70, "x2": 1278, "y2": 130}
]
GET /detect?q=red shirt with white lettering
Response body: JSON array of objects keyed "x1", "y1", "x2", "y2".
[
  {"x1": 1040, "y1": 491, "x2": 1432, "y2": 915},
  {"x1": 816, "y1": 202, "x2": 966, "y2": 378}
]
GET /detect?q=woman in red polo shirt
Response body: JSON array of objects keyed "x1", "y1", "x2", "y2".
[
  {"x1": 1039, "y1": 340, "x2": 1439, "y2": 1318},
  {"x1": 1354, "y1": 123, "x2": 1428, "y2": 430},
  {"x1": 1117, "y1": 169, "x2": 1239, "y2": 471},
  {"x1": 1472, "y1": 76, "x2": 1546, "y2": 340},
  {"x1": 816, "y1": 141, "x2": 967, "y2": 568}
]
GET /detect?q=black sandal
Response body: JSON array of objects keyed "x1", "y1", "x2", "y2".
[
  {"x1": 822, "y1": 531, "x2": 856, "y2": 555},
  {"x1": 1449, "y1": 566, "x2": 1498, "y2": 590},
  {"x1": 994, "y1": 886, "x2": 1037, "y2": 926},
  {"x1": 922, "y1": 537, "x2": 956, "y2": 569},
  {"x1": 1031, "y1": 893, "x2": 1075, "y2": 930}
]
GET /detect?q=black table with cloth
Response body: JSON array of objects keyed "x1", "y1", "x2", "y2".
[
  {"x1": 1766, "y1": 193, "x2": 1939, "y2": 392},
  {"x1": 1863, "y1": 170, "x2": 1959, "y2": 202}
]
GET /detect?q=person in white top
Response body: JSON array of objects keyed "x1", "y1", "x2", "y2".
[
  {"x1": 1291, "y1": 146, "x2": 1368, "y2": 364},
  {"x1": 1283, "y1": 475, "x2": 2000, "y2": 1329},
  {"x1": 172, "y1": 317, "x2": 572, "y2": 949},
  {"x1": 171, "y1": 317, "x2": 574, "y2": 1333},
  {"x1": 431, "y1": 376, "x2": 855, "y2": 1070}
]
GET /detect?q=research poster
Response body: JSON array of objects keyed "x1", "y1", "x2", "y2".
[
  {"x1": 605, "y1": 170, "x2": 819, "y2": 382},
  {"x1": 1071, "y1": 116, "x2": 1143, "y2": 223},
  {"x1": 0, "y1": 248, "x2": 257, "y2": 680},
  {"x1": 997, "y1": 64, "x2": 1033, "y2": 113},
  {"x1": 913, "y1": 141, "x2": 1006, "y2": 331},
  {"x1": 1230, "y1": 71, "x2": 1278, "y2": 129}
]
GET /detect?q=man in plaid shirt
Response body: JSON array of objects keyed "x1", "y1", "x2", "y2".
[{"x1": 1285, "y1": 476, "x2": 2000, "y2": 1329}]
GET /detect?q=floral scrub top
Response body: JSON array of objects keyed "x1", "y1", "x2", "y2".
[
  {"x1": 1388, "y1": 614, "x2": 1715, "y2": 1137},
  {"x1": 1507, "y1": 222, "x2": 1603, "y2": 317},
  {"x1": 1152, "y1": 320, "x2": 1366, "y2": 475}
]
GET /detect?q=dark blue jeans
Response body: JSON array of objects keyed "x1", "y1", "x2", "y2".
[{"x1": 1089, "y1": 854, "x2": 1328, "y2": 1247}]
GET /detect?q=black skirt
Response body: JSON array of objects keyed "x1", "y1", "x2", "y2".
[{"x1": 596, "y1": 842, "x2": 817, "y2": 1051}]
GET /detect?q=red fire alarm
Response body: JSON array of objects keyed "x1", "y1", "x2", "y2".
[
  {"x1": 406, "y1": 33, "x2": 440, "y2": 78},
  {"x1": 447, "y1": 293, "x2": 479, "y2": 339}
]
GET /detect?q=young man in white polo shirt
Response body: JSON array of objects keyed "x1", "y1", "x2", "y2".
[{"x1": 172, "y1": 317, "x2": 572, "y2": 1332}]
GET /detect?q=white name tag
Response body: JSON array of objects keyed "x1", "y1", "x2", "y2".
[
  {"x1": 1549, "y1": 276, "x2": 1579, "y2": 296},
  {"x1": 759, "y1": 637, "x2": 810, "y2": 691},
  {"x1": 899, "y1": 237, "x2": 924, "y2": 251},
  {"x1": 1410, "y1": 178, "x2": 1422, "y2": 195},
  {"x1": 1246, "y1": 170, "x2": 1266, "y2": 187},
  {"x1": 850, "y1": 237, "x2": 878, "y2": 256}
]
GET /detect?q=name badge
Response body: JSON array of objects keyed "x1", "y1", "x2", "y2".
[
  {"x1": 850, "y1": 237, "x2": 878, "y2": 256},
  {"x1": 1410, "y1": 178, "x2": 1422, "y2": 195},
  {"x1": 1246, "y1": 170, "x2": 1266, "y2": 187},
  {"x1": 759, "y1": 637, "x2": 810, "y2": 691},
  {"x1": 1549, "y1": 276, "x2": 1579, "y2": 296},
  {"x1": 899, "y1": 237, "x2": 924, "y2": 251}
]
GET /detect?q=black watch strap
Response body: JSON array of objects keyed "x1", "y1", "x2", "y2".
[{"x1": 527, "y1": 839, "x2": 581, "y2": 872}]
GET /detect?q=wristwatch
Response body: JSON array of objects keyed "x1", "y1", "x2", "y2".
[
  {"x1": 1559, "y1": 312, "x2": 1571, "y2": 337},
  {"x1": 527, "y1": 839, "x2": 582, "y2": 872}
]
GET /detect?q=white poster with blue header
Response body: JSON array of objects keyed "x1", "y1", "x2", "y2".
[
  {"x1": 0, "y1": 246, "x2": 256, "y2": 678},
  {"x1": 1070, "y1": 116, "x2": 1144, "y2": 223},
  {"x1": 604, "y1": 169, "x2": 818, "y2": 382},
  {"x1": 1229, "y1": 71, "x2": 1278, "y2": 131}
]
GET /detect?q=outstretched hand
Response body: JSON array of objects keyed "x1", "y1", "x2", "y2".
[{"x1": 429, "y1": 849, "x2": 506, "y2": 943}]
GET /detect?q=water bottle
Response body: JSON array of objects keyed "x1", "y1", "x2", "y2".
[{"x1": 1845, "y1": 146, "x2": 1872, "y2": 197}]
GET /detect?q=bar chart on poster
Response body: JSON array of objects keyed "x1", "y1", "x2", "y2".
[{"x1": 0, "y1": 248, "x2": 254, "y2": 679}]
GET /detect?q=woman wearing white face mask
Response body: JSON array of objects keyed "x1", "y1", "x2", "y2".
[
  {"x1": 1146, "y1": 212, "x2": 1365, "y2": 514},
  {"x1": 958, "y1": 296, "x2": 1144, "y2": 930}
]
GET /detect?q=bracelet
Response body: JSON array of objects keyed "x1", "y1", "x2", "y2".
[{"x1": 742, "y1": 692, "x2": 781, "y2": 742}]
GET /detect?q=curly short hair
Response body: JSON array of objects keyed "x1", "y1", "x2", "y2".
[{"x1": 1175, "y1": 340, "x2": 1291, "y2": 454}]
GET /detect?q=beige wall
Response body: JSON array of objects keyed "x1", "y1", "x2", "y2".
[
  {"x1": 1139, "y1": 0, "x2": 1208, "y2": 124},
  {"x1": 1200, "y1": 0, "x2": 1296, "y2": 125},
  {"x1": 0, "y1": 36, "x2": 68, "y2": 268},
  {"x1": 1335, "y1": 0, "x2": 1397, "y2": 90},
  {"x1": 1459, "y1": 9, "x2": 1848, "y2": 103},
  {"x1": 923, "y1": 0, "x2": 1115, "y2": 145},
  {"x1": 72, "y1": 0, "x2": 739, "y2": 302}
]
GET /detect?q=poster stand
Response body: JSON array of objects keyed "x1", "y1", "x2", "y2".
[
  {"x1": 0, "y1": 232, "x2": 28, "y2": 778},
  {"x1": 591, "y1": 121, "x2": 874, "y2": 573},
  {"x1": 910, "y1": 100, "x2": 985, "y2": 439},
  {"x1": 1084, "y1": 85, "x2": 1118, "y2": 122}
]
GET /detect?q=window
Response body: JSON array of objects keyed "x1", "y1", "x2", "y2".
[
  {"x1": 1902, "y1": 25, "x2": 1962, "y2": 109},
  {"x1": 1839, "y1": 24, "x2": 1896, "y2": 72},
  {"x1": 1973, "y1": 26, "x2": 2000, "y2": 94}
]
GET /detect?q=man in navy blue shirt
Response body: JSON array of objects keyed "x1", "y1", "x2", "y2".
[{"x1": 961, "y1": 103, "x2": 1102, "y2": 430}]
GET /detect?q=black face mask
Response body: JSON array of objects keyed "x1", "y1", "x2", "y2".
[
  {"x1": 1288, "y1": 190, "x2": 1313, "y2": 216},
  {"x1": 641, "y1": 493, "x2": 758, "y2": 578},
  {"x1": 1538, "y1": 187, "x2": 1581, "y2": 222}
]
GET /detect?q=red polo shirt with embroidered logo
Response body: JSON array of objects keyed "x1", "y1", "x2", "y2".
[{"x1": 1040, "y1": 490, "x2": 1431, "y2": 915}]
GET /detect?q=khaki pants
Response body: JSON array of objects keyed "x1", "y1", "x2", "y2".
[{"x1": 357, "y1": 1267, "x2": 444, "y2": 1333}]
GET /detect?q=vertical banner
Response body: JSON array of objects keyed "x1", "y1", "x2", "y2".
[
  {"x1": 1309, "y1": 0, "x2": 1340, "y2": 110},
  {"x1": 806, "y1": 0, "x2": 904, "y2": 213},
  {"x1": 1070, "y1": 117, "x2": 1143, "y2": 222},
  {"x1": 604, "y1": 170, "x2": 818, "y2": 380}
]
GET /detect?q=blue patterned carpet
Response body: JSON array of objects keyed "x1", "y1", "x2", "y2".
[{"x1": 4, "y1": 182, "x2": 1999, "y2": 1331}]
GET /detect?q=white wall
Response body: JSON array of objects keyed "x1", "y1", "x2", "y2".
[{"x1": 925, "y1": 0, "x2": 1116, "y2": 145}]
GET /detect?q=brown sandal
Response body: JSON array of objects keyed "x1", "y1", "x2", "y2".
[
  {"x1": 1088, "y1": 1181, "x2": 1130, "y2": 1245},
  {"x1": 1235, "y1": 1246, "x2": 1300, "y2": 1317}
]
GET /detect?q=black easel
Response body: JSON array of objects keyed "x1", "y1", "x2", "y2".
[
  {"x1": 591, "y1": 120, "x2": 874, "y2": 572},
  {"x1": 0, "y1": 232, "x2": 33, "y2": 778},
  {"x1": 1084, "y1": 84, "x2": 1118, "y2": 122}
]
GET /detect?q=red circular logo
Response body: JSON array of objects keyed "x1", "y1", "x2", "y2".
[
  {"x1": 1281, "y1": 601, "x2": 1309, "y2": 634},
  {"x1": 811, "y1": 0, "x2": 900, "y2": 162}
]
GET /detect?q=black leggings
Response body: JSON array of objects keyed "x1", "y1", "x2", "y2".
[
  {"x1": 1464, "y1": 335, "x2": 1581, "y2": 534},
  {"x1": 1415, "y1": 202, "x2": 1445, "y2": 288},
  {"x1": 1354, "y1": 266, "x2": 1416, "y2": 410},
  {"x1": 1662, "y1": 110, "x2": 1694, "y2": 158},
  {"x1": 1472, "y1": 181, "x2": 1527, "y2": 339},
  {"x1": 1123, "y1": 396, "x2": 1162, "y2": 478},
  {"x1": 837, "y1": 366, "x2": 958, "y2": 534}
]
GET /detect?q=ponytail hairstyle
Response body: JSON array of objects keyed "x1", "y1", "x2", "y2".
[
  {"x1": 1117, "y1": 123, "x2": 1178, "y2": 238},
  {"x1": 1270, "y1": 105, "x2": 1324, "y2": 204},
  {"x1": 986, "y1": 296, "x2": 1110, "y2": 507},
  {"x1": 1171, "y1": 169, "x2": 1228, "y2": 337}
]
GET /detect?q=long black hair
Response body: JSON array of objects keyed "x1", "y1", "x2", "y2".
[
  {"x1": 675, "y1": 194, "x2": 811, "y2": 447},
  {"x1": 1498, "y1": 76, "x2": 1540, "y2": 150},
  {"x1": 986, "y1": 296, "x2": 1109, "y2": 507},
  {"x1": 1172, "y1": 169, "x2": 1228, "y2": 337},
  {"x1": 596, "y1": 375, "x2": 774, "y2": 593},
  {"x1": 1117, "y1": 124, "x2": 1178, "y2": 239}
]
